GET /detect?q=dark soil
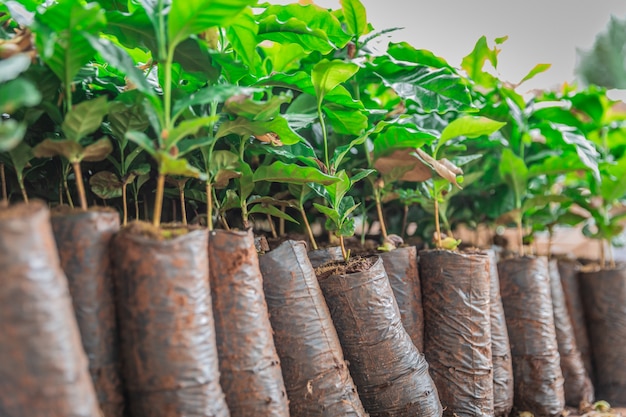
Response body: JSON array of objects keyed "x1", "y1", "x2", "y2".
[{"x1": 314, "y1": 255, "x2": 375, "y2": 280}]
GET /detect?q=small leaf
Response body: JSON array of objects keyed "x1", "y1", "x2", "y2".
[
  {"x1": 253, "y1": 161, "x2": 339, "y2": 185},
  {"x1": 89, "y1": 170, "x2": 123, "y2": 199},
  {"x1": 374, "y1": 149, "x2": 432, "y2": 182},
  {"x1": 311, "y1": 59, "x2": 359, "y2": 105},
  {"x1": 340, "y1": 0, "x2": 368, "y2": 38},
  {"x1": 82, "y1": 137, "x2": 113, "y2": 162},
  {"x1": 436, "y1": 115, "x2": 506, "y2": 157},
  {"x1": 225, "y1": 91, "x2": 293, "y2": 121},
  {"x1": 518, "y1": 63, "x2": 551, "y2": 86},
  {"x1": 126, "y1": 131, "x2": 157, "y2": 156},
  {"x1": 248, "y1": 203, "x2": 299, "y2": 224},
  {"x1": 211, "y1": 150, "x2": 241, "y2": 188},
  {"x1": 313, "y1": 202, "x2": 340, "y2": 224},
  {"x1": 8, "y1": 141, "x2": 33, "y2": 176},
  {"x1": 166, "y1": 116, "x2": 214, "y2": 149},
  {"x1": 62, "y1": 95, "x2": 109, "y2": 142},
  {"x1": 156, "y1": 151, "x2": 206, "y2": 180},
  {"x1": 216, "y1": 116, "x2": 304, "y2": 145},
  {"x1": 414, "y1": 148, "x2": 463, "y2": 188}
]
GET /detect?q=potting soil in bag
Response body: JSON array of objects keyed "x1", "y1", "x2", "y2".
[
  {"x1": 557, "y1": 258, "x2": 594, "y2": 379},
  {"x1": 209, "y1": 229, "x2": 289, "y2": 417},
  {"x1": 0, "y1": 201, "x2": 101, "y2": 416},
  {"x1": 317, "y1": 256, "x2": 442, "y2": 417},
  {"x1": 112, "y1": 223, "x2": 229, "y2": 417},
  {"x1": 419, "y1": 249, "x2": 494, "y2": 417},
  {"x1": 486, "y1": 249, "x2": 514, "y2": 417},
  {"x1": 259, "y1": 240, "x2": 367, "y2": 416},
  {"x1": 498, "y1": 256, "x2": 565, "y2": 416},
  {"x1": 51, "y1": 208, "x2": 124, "y2": 417},
  {"x1": 579, "y1": 266, "x2": 626, "y2": 406},
  {"x1": 380, "y1": 246, "x2": 425, "y2": 352},
  {"x1": 548, "y1": 260, "x2": 594, "y2": 406}
]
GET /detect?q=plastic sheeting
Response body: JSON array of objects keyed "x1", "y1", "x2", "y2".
[
  {"x1": 486, "y1": 249, "x2": 514, "y2": 417},
  {"x1": 579, "y1": 267, "x2": 626, "y2": 406},
  {"x1": 0, "y1": 201, "x2": 100, "y2": 416},
  {"x1": 380, "y1": 246, "x2": 425, "y2": 352},
  {"x1": 51, "y1": 209, "x2": 124, "y2": 417},
  {"x1": 420, "y1": 249, "x2": 494, "y2": 417},
  {"x1": 557, "y1": 259, "x2": 593, "y2": 379},
  {"x1": 548, "y1": 260, "x2": 594, "y2": 406},
  {"x1": 260, "y1": 240, "x2": 367, "y2": 416},
  {"x1": 318, "y1": 256, "x2": 442, "y2": 417},
  {"x1": 112, "y1": 224, "x2": 229, "y2": 417},
  {"x1": 209, "y1": 229, "x2": 289, "y2": 417},
  {"x1": 498, "y1": 256, "x2": 565, "y2": 416}
]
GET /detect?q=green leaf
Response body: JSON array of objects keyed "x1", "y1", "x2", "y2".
[
  {"x1": 0, "y1": 120, "x2": 27, "y2": 152},
  {"x1": 166, "y1": 116, "x2": 214, "y2": 149},
  {"x1": 248, "y1": 203, "x2": 299, "y2": 224},
  {"x1": 499, "y1": 148, "x2": 528, "y2": 210},
  {"x1": 216, "y1": 116, "x2": 304, "y2": 145},
  {"x1": 224, "y1": 91, "x2": 293, "y2": 121},
  {"x1": 211, "y1": 150, "x2": 241, "y2": 187},
  {"x1": 89, "y1": 170, "x2": 123, "y2": 199},
  {"x1": 237, "y1": 160, "x2": 254, "y2": 202},
  {"x1": 600, "y1": 156, "x2": 626, "y2": 202},
  {"x1": 0, "y1": 78, "x2": 42, "y2": 114},
  {"x1": 340, "y1": 0, "x2": 368, "y2": 38},
  {"x1": 461, "y1": 35, "x2": 502, "y2": 88},
  {"x1": 257, "y1": 15, "x2": 331, "y2": 54},
  {"x1": 313, "y1": 202, "x2": 340, "y2": 224},
  {"x1": 34, "y1": 0, "x2": 105, "y2": 86},
  {"x1": 8, "y1": 141, "x2": 33, "y2": 177},
  {"x1": 323, "y1": 104, "x2": 367, "y2": 135},
  {"x1": 172, "y1": 85, "x2": 259, "y2": 120},
  {"x1": 436, "y1": 116, "x2": 506, "y2": 158},
  {"x1": 311, "y1": 59, "x2": 359, "y2": 105},
  {"x1": 373, "y1": 124, "x2": 437, "y2": 158},
  {"x1": 253, "y1": 161, "x2": 339, "y2": 185},
  {"x1": 108, "y1": 97, "x2": 150, "y2": 145},
  {"x1": 168, "y1": 0, "x2": 256, "y2": 48},
  {"x1": 126, "y1": 131, "x2": 157, "y2": 156},
  {"x1": 260, "y1": 42, "x2": 307, "y2": 73},
  {"x1": 518, "y1": 63, "x2": 552, "y2": 86},
  {"x1": 62, "y1": 96, "x2": 109, "y2": 142},
  {"x1": 156, "y1": 151, "x2": 206, "y2": 180},
  {"x1": 387, "y1": 42, "x2": 454, "y2": 70},
  {"x1": 82, "y1": 137, "x2": 113, "y2": 162},
  {"x1": 0, "y1": 54, "x2": 32, "y2": 83},
  {"x1": 226, "y1": 8, "x2": 259, "y2": 69},
  {"x1": 85, "y1": 34, "x2": 154, "y2": 95}
]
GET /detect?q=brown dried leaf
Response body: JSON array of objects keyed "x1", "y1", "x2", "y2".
[{"x1": 373, "y1": 149, "x2": 432, "y2": 182}]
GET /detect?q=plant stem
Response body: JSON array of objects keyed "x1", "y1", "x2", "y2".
[
  {"x1": 0, "y1": 163, "x2": 7, "y2": 207},
  {"x1": 206, "y1": 181, "x2": 213, "y2": 231},
  {"x1": 163, "y1": 49, "x2": 175, "y2": 133},
  {"x1": 153, "y1": 173, "x2": 165, "y2": 227},
  {"x1": 71, "y1": 161, "x2": 87, "y2": 210},
  {"x1": 374, "y1": 189, "x2": 388, "y2": 240},
  {"x1": 339, "y1": 235, "x2": 348, "y2": 261},
  {"x1": 179, "y1": 184, "x2": 187, "y2": 226},
  {"x1": 600, "y1": 239, "x2": 606, "y2": 269},
  {"x1": 547, "y1": 227, "x2": 553, "y2": 260},
  {"x1": 401, "y1": 204, "x2": 408, "y2": 240},
  {"x1": 267, "y1": 213, "x2": 277, "y2": 239},
  {"x1": 279, "y1": 206, "x2": 285, "y2": 236},
  {"x1": 318, "y1": 105, "x2": 330, "y2": 173},
  {"x1": 517, "y1": 220, "x2": 524, "y2": 256},
  {"x1": 122, "y1": 183, "x2": 128, "y2": 226},
  {"x1": 300, "y1": 206, "x2": 318, "y2": 250},
  {"x1": 241, "y1": 202, "x2": 249, "y2": 229},
  {"x1": 65, "y1": 81, "x2": 72, "y2": 115},
  {"x1": 434, "y1": 198, "x2": 442, "y2": 248},
  {"x1": 18, "y1": 176, "x2": 28, "y2": 204}
]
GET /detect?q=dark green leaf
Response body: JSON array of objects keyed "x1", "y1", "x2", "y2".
[
  {"x1": 8, "y1": 141, "x2": 33, "y2": 176},
  {"x1": 89, "y1": 170, "x2": 123, "y2": 199},
  {"x1": 0, "y1": 120, "x2": 26, "y2": 152},
  {"x1": 82, "y1": 137, "x2": 113, "y2": 162},
  {"x1": 248, "y1": 203, "x2": 299, "y2": 223},
  {"x1": 499, "y1": 148, "x2": 528, "y2": 209}
]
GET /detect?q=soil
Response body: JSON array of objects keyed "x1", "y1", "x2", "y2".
[
  {"x1": 121, "y1": 220, "x2": 199, "y2": 240},
  {"x1": 314, "y1": 255, "x2": 375, "y2": 280}
]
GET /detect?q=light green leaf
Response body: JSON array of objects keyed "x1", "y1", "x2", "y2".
[
  {"x1": 340, "y1": 0, "x2": 368, "y2": 38},
  {"x1": 226, "y1": 8, "x2": 259, "y2": 69},
  {"x1": 0, "y1": 78, "x2": 42, "y2": 114},
  {"x1": 0, "y1": 120, "x2": 27, "y2": 152},
  {"x1": 166, "y1": 116, "x2": 214, "y2": 149},
  {"x1": 323, "y1": 105, "x2": 368, "y2": 135},
  {"x1": 216, "y1": 116, "x2": 304, "y2": 145},
  {"x1": 372, "y1": 124, "x2": 437, "y2": 158},
  {"x1": 518, "y1": 63, "x2": 552, "y2": 86},
  {"x1": 168, "y1": 0, "x2": 256, "y2": 48},
  {"x1": 62, "y1": 96, "x2": 109, "y2": 142},
  {"x1": 436, "y1": 115, "x2": 506, "y2": 158},
  {"x1": 172, "y1": 85, "x2": 260, "y2": 120},
  {"x1": 248, "y1": 203, "x2": 299, "y2": 224},
  {"x1": 156, "y1": 151, "x2": 206, "y2": 180},
  {"x1": 126, "y1": 131, "x2": 157, "y2": 156},
  {"x1": 499, "y1": 148, "x2": 528, "y2": 210},
  {"x1": 0, "y1": 54, "x2": 32, "y2": 83},
  {"x1": 600, "y1": 156, "x2": 626, "y2": 203},
  {"x1": 253, "y1": 161, "x2": 339, "y2": 185},
  {"x1": 224, "y1": 91, "x2": 293, "y2": 121},
  {"x1": 312, "y1": 59, "x2": 359, "y2": 105},
  {"x1": 313, "y1": 202, "x2": 340, "y2": 224},
  {"x1": 257, "y1": 16, "x2": 331, "y2": 54}
]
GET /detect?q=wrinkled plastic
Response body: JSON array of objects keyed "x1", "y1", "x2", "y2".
[
  {"x1": 579, "y1": 267, "x2": 626, "y2": 406},
  {"x1": 51, "y1": 209, "x2": 124, "y2": 417},
  {"x1": 419, "y1": 249, "x2": 494, "y2": 417},
  {"x1": 209, "y1": 229, "x2": 289, "y2": 417},
  {"x1": 112, "y1": 224, "x2": 229, "y2": 417},
  {"x1": 0, "y1": 201, "x2": 101, "y2": 416},
  {"x1": 318, "y1": 256, "x2": 442, "y2": 417},
  {"x1": 497, "y1": 256, "x2": 565, "y2": 416},
  {"x1": 380, "y1": 246, "x2": 424, "y2": 352},
  {"x1": 548, "y1": 260, "x2": 594, "y2": 406},
  {"x1": 557, "y1": 259, "x2": 593, "y2": 379},
  {"x1": 308, "y1": 246, "x2": 343, "y2": 268},
  {"x1": 486, "y1": 249, "x2": 514, "y2": 417},
  {"x1": 259, "y1": 240, "x2": 367, "y2": 416}
]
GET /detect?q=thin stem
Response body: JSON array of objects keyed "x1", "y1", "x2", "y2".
[
  {"x1": 318, "y1": 105, "x2": 330, "y2": 173},
  {"x1": 179, "y1": 184, "x2": 187, "y2": 225},
  {"x1": 163, "y1": 49, "x2": 175, "y2": 132},
  {"x1": 65, "y1": 81, "x2": 72, "y2": 115},
  {"x1": 241, "y1": 202, "x2": 249, "y2": 229},
  {"x1": 434, "y1": 198, "x2": 442, "y2": 248},
  {"x1": 300, "y1": 206, "x2": 318, "y2": 250},
  {"x1": 0, "y1": 163, "x2": 7, "y2": 207},
  {"x1": 600, "y1": 239, "x2": 606, "y2": 269},
  {"x1": 64, "y1": 179, "x2": 74, "y2": 209},
  {"x1": 547, "y1": 227, "x2": 553, "y2": 260},
  {"x1": 221, "y1": 215, "x2": 231, "y2": 230},
  {"x1": 122, "y1": 183, "x2": 128, "y2": 226},
  {"x1": 206, "y1": 181, "x2": 214, "y2": 231},
  {"x1": 71, "y1": 161, "x2": 87, "y2": 210},
  {"x1": 18, "y1": 176, "x2": 28, "y2": 204},
  {"x1": 153, "y1": 173, "x2": 165, "y2": 227},
  {"x1": 517, "y1": 220, "x2": 524, "y2": 257},
  {"x1": 339, "y1": 235, "x2": 348, "y2": 261},
  {"x1": 375, "y1": 190, "x2": 388, "y2": 240},
  {"x1": 144, "y1": 193, "x2": 149, "y2": 220},
  {"x1": 279, "y1": 206, "x2": 285, "y2": 236},
  {"x1": 267, "y1": 213, "x2": 277, "y2": 239},
  {"x1": 401, "y1": 204, "x2": 408, "y2": 240}
]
